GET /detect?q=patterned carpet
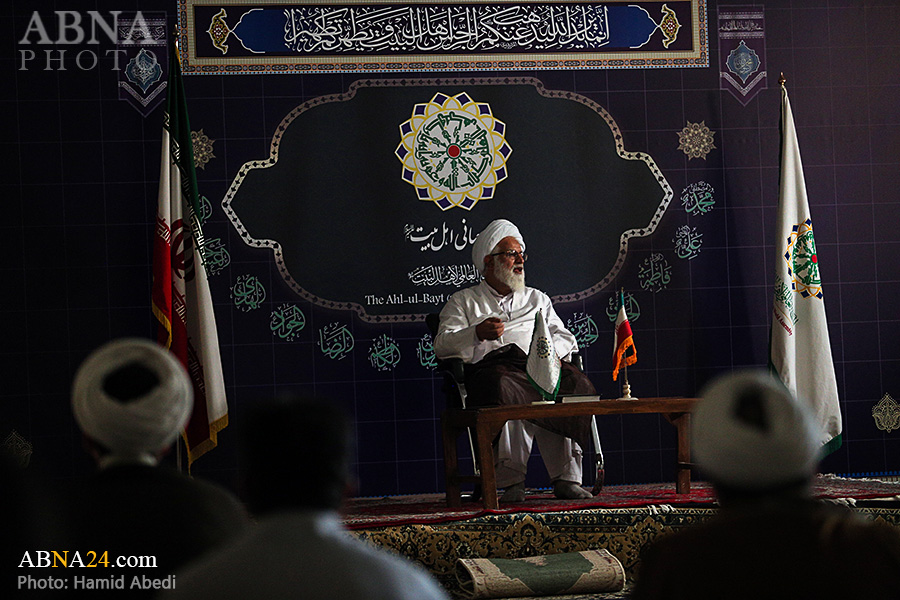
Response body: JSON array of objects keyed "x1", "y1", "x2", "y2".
[
  {"x1": 346, "y1": 476, "x2": 900, "y2": 599},
  {"x1": 344, "y1": 474, "x2": 900, "y2": 529}
]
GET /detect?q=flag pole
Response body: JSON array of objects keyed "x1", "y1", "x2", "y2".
[
  {"x1": 617, "y1": 288, "x2": 636, "y2": 400},
  {"x1": 172, "y1": 29, "x2": 185, "y2": 476},
  {"x1": 769, "y1": 70, "x2": 843, "y2": 454},
  {"x1": 619, "y1": 363, "x2": 635, "y2": 400}
]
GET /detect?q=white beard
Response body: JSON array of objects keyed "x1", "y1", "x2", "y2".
[{"x1": 494, "y1": 256, "x2": 525, "y2": 292}]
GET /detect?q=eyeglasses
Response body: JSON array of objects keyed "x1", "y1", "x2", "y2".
[{"x1": 489, "y1": 250, "x2": 527, "y2": 262}]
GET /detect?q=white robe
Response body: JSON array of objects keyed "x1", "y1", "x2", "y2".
[
  {"x1": 434, "y1": 280, "x2": 578, "y2": 364},
  {"x1": 434, "y1": 280, "x2": 583, "y2": 487},
  {"x1": 167, "y1": 511, "x2": 449, "y2": 600}
]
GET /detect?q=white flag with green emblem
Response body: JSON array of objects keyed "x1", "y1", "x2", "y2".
[
  {"x1": 770, "y1": 84, "x2": 842, "y2": 454},
  {"x1": 527, "y1": 309, "x2": 561, "y2": 401}
]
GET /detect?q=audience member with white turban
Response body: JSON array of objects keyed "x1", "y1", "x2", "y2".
[
  {"x1": 434, "y1": 219, "x2": 596, "y2": 502},
  {"x1": 72, "y1": 338, "x2": 194, "y2": 466},
  {"x1": 62, "y1": 339, "x2": 248, "y2": 594},
  {"x1": 633, "y1": 370, "x2": 900, "y2": 600}
]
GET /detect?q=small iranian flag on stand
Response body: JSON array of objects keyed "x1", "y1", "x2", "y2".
[
  {"x1": 612, "y1": 290, "x2": 636, "y2": 381},
  {"x1": 612, "y1": 290, "x2": 636, "y2": 399}
]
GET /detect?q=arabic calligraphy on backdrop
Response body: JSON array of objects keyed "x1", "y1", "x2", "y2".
[
  {"x1": 673, "y1": 225, "x2": 703, "y2": 260},
  {"x1": 417, "y1": 334, "x2": 438, "y2": 369},
  {"x1": 605, "y1": 292, "x2": 640, "y2": 323},
  {"x1": 406, "y1": 220, "x2": 478, "y2": 251},
  {"x1": 566, "y1": 312, "x2": 600, "y2": 348},
  {"x1": 270, "y1": 304, "x2": 307, "y2": 341},
  {"x1": 179, "y1": 0, "x2": 707, "y2": 74},
  {"x1": 638, "y1": 253, "x2": 671, "y2": 293},
  {"x1": 222, "y1": 78, "x2": 672, "y2": 322},
  {"x1": 408, "y1": 264, "x2": 480, "y2": 288},
  {"x1": 318, "y1": 322, "x2": 355, "y2": 360},
  {"x1": 369, "y1": 334, "x2": 402, "y2": 371},
  {"x1": 231, "y1": 274, "x2": 267, "y2": 311},
  {"x1": 681, "y1": 181, "x2": 715, "y2": 216}
]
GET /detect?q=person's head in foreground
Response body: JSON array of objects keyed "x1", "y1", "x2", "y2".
[
  {"x1": 472, "y1": 219, "x2": 527, "y2": 294},
  {"x1": 693, "y1": 369, "x2": 822, "y2": 506},
  {"x1": 239, "y1": 394, "x2": 353, "y2": 515},
  {"x1": 71, "y1": 338, "x2": 193, "y2": 467}
]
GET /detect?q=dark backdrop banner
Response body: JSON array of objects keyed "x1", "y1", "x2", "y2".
[
  {"x1": 222, "y1": 78, "x2": 671, "y2": 321},
  {"x1": 181, "y1": 0, "x2": 708, "y2": 73}
]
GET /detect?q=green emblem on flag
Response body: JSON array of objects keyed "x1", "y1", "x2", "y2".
[
  {"x1": 784, "y1": 218, "x2": 823, "y2": 299},
  {"x1": 535, "y1": 336, "x2": 552, "y2": 359}
]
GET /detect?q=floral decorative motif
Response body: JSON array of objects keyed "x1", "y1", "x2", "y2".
[
  {"x1": 873, "y1": 394, "x2": 900, "y2": 433},
  {"x1": 658, "y1": 4, "x2": 681, "y2": 48},
  {"x1": 206, "y1": 9, "x2": 231, "y2": 54},
  {"x1": 2, "y1": 430, "x2": 33, "y2": 468},
  {"x1": 677, "y1": 121, "x2": 716, "y2": 160},
  {"x1": 396, "y1": 92, "x2": 512, "y2": 211},
  {"x1": 192, "y1": 129, "x2": 216, "y2": 170}
]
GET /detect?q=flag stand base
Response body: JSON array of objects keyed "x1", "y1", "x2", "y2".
[{"x1": 618, "y1": 381, "x2": 636, "y2": 401}]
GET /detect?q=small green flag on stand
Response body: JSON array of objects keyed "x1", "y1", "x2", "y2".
[{"x1": 527, "y1": 309, "x2": 562, "y2": 401}]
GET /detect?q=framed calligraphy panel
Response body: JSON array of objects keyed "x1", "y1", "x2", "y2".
[{"x1": 179, "y1": 0, "x2": 708, "y2": 74}]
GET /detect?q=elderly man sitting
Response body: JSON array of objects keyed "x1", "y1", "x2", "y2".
[{"x1": 434, "y1": 219, "x2": 596, "y2": 502}]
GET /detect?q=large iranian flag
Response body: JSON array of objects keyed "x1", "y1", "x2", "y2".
[
  {"x1": 769, "y1": 82, "x2": 842, "y2": 454},
  {"x1": 152, "y1": 43, "x2": 227, "y2": 467}
]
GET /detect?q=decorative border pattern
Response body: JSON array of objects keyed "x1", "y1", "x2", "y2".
[
  {"x1": 178, "y1": 0, "x2": 708, "y2": 75},
  {"x1": 220, "y1": 77, "x2": 671, "y2": 322}
]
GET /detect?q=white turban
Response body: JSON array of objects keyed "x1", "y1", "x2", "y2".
[
  {"x1": 693, "y1": 370, "x2": 821, "y2": 491},
  {"x1": 471, "y1": 219, "x2": 525, "y2": 274},
  {"x1": 72, "y1": 338, "x2": 194, "y2": 459}
]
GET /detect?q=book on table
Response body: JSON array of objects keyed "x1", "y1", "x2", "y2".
[{"x1": 559, "y1": 395, "x2": 601, "y2": 403}]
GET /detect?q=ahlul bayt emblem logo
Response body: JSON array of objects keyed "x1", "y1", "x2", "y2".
[
  {"x1": 535, "y1": 336, "x2": 552, "y2": 359},
  {"x1": 395, "y1": 92, "x2": 512, "y2": 211},
  {"x1": 784, "y1": 218, "x2": 823, "y2": 299}
]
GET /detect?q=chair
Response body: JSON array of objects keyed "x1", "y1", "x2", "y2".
[
  {"x1": 426, "y1": 313, "x2": 482, "y2": 502},
  {"x1": 427, "y1": 313, "x2": 604, "y2": 506}
]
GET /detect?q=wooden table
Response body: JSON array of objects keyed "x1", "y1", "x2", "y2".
[{"x1": 442, "y1": 397, "x2": 698, "y2": 509}]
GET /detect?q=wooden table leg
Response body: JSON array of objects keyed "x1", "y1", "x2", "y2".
[
  {"x1": 476, "y1": 421, "x2": 499, "y2": 509},
  {"x1": 671, "y1": 412, "x2": 692, "y2": 494}
]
